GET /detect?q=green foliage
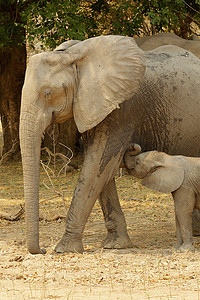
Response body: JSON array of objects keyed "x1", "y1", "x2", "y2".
[
  {"x1": 0, "y1": 0, "x2": 26, "y2": 49},
  {"x1": 84, "y1": 0, "x2": 200, "y2": 38},
  {"x1": 87, "y1": 1, "x2": 144, "y2": 37},
  {"x1": 0, "y1": 0, "x2": 199, "y2": 51},
  {"x1": 25, "y1": 0, "x2": 90, "y2": 49},
  {"x1": 140, "y1": 0, "x2": 200, "y2": 36}
]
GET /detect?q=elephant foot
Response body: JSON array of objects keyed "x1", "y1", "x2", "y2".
[
  {"x1": 174, "y1": 242, "x2": 195, "y2": 252},
  {"x1": 173, "y1": 242, "x2": 182, "y2": 250},
  {"x1": 55, "y1": 234, "x2": 84, "y2": 254},
  {"x1": 102, "y1": 232, "x2": 133, "y2": 249}
]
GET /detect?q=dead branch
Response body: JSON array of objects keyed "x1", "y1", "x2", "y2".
[
  {"x1": 0, "y1": 194, "x2": 67, "y2": 221},
  {"x1": 0, "y1": 205, "x2": 24, "y2": 221},
  {"x1": 0, "y1": 140, "x2": 19, "y2": 165},
  {"x1": 41, "y1": 145, "x2": 77, "y2": 174},
  {"x1": 40, "y1": 144, "x2": 74, "y2": 214},
  {"x1": 41, "y1": 146, "x2": 69, "y2": 164}
]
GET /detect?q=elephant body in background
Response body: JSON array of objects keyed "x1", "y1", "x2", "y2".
[
  {"x1": 19, "y1": 35, "x2": 200, "y2": 254},
  {"x1": 136, "y1": 32, "x2": 200, "y2": 236},
  {"x1": 135, "y1": 32, "x2": 200, "y2": 58},
  {"x1": 124, "y1": 146, "x2": 200, "y2": 251}
]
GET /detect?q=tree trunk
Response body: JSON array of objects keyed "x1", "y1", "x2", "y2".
[{"x1": 0, "y1": 45, "x2": 26, "y2": 161}]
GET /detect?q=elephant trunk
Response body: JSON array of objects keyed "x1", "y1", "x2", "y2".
[
  {"x1": 20, "y1": 107, "x2": 45, "y2": 254},
  {"x1": 121, "y1": 143, "x2": 141, "y2": 168},
  {"x1": 126, "y1": 143, "x2": 142, "y2": 155}
]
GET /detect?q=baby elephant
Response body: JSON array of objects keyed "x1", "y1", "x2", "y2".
[{"x1": 124, "y1": 144, "x2": 200, "y2": 251}]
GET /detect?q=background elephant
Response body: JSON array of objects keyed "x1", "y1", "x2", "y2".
[
  {"x1": 20, "y1": 35, "x2": 200, "y2": 254},
  {"x1": 124, "y1": 144, "x2": 200, "y2": 251},
  {"x1": 135, "y1": 32, "x2": 200, "y2": 58},
  {"x1": 135, "y1": 31, "x2": 200, "y2": 236}
]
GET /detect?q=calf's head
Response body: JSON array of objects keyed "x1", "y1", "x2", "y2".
[{"x1": 124, "y1": 145, "x2": 185, "y2": 193}]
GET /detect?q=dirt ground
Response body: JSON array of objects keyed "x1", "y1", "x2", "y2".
[{"x1": 1, "y1": 159, "x2": 200, "y2": 300}]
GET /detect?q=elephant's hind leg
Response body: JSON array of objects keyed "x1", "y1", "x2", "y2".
[{"x1": 99, "y1": 178, "x2": 132, "y2": 249}]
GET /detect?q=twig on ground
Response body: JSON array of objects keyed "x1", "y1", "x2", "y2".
[
  {"x1": 0, "y1": 194, "x2": 66, "y2": 221},
  {"x1": 0, "y1": 205, "x2": 24, "y2": 221}
]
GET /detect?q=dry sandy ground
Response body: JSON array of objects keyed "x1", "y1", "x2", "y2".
[{"x1": 1, "y1": 163, "x2": 200, "y2": 300}]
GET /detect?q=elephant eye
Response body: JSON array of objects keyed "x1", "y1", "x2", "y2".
[{"x1": 44, "y1": 88, "x2": 52, "y2": 97}]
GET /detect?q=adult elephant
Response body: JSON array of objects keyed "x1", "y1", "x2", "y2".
[
  {"x1": 20, "y1": 35, "x2": 200, "y2": 254},
  {"x1": 135, "y1": 32, "x2": 200, "y2": 58}
]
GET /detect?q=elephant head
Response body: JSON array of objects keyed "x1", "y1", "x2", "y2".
[
  {"x1": 124, "y1": 145, "x2": 185, "y2": 193},
  {"x1": 19, "y1": 35, "x2": 145, "y2": 254}
]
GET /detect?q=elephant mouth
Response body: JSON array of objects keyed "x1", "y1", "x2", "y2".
[
  {"x1": 45, "y1": 112, "x2": 56, "y2": 131},
  {"x1": 48, "y1": 112, "x2": 56, "y2": 125},
  {"x1": 52, "y1": 109, "x2": 72, "y2": 124},
  {"x1": 127, "y1": 168, "x2": 144, "y2": 179},
  {"x1": 143, "y1": 166, "x2": 161, "y2": 179},
  {"x1": 50, "y1": 111, "x2": 65, "y2": 124},
  {"x1": 128, "y1": 165, "x2": 160, "y2": 180}
]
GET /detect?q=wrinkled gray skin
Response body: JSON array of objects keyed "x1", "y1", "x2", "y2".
[
  {"x1": 124, "y1": 145, "x2": 200, "y2": 251},
  {"x1": 20, "y1": 35, "x2": 200, "y2": 254}
]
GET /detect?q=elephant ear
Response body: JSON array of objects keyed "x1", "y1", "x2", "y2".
[
  {"x1": 65, "y1": 35, "x2": 145, "y2": 133},
  {"x1": 141, "y1": 152, "x2": 185, "y2": 193}
]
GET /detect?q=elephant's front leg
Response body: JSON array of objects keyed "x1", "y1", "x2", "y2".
[
  {"x1": 55, "y1": 126, "x2": 123, "y2": 253},
  {"x1": 99, "y1": 179, "x2": 132, "y2": 249},
  {"x1": 55, "y1": 168, "x2": 101, "y2": 253}
]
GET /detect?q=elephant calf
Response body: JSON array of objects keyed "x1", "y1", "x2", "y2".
[{"x1": 123, "y1": 144, "x2": 200, "y2": 251}]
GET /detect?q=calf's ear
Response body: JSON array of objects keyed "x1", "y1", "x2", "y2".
[{"x1": 142, "y1": 154, "x2": 184, "y2": 193}]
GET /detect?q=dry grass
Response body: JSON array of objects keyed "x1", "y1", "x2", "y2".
[{"x1": 1, "y1": 159, "x2": 200, "y2": 299}]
